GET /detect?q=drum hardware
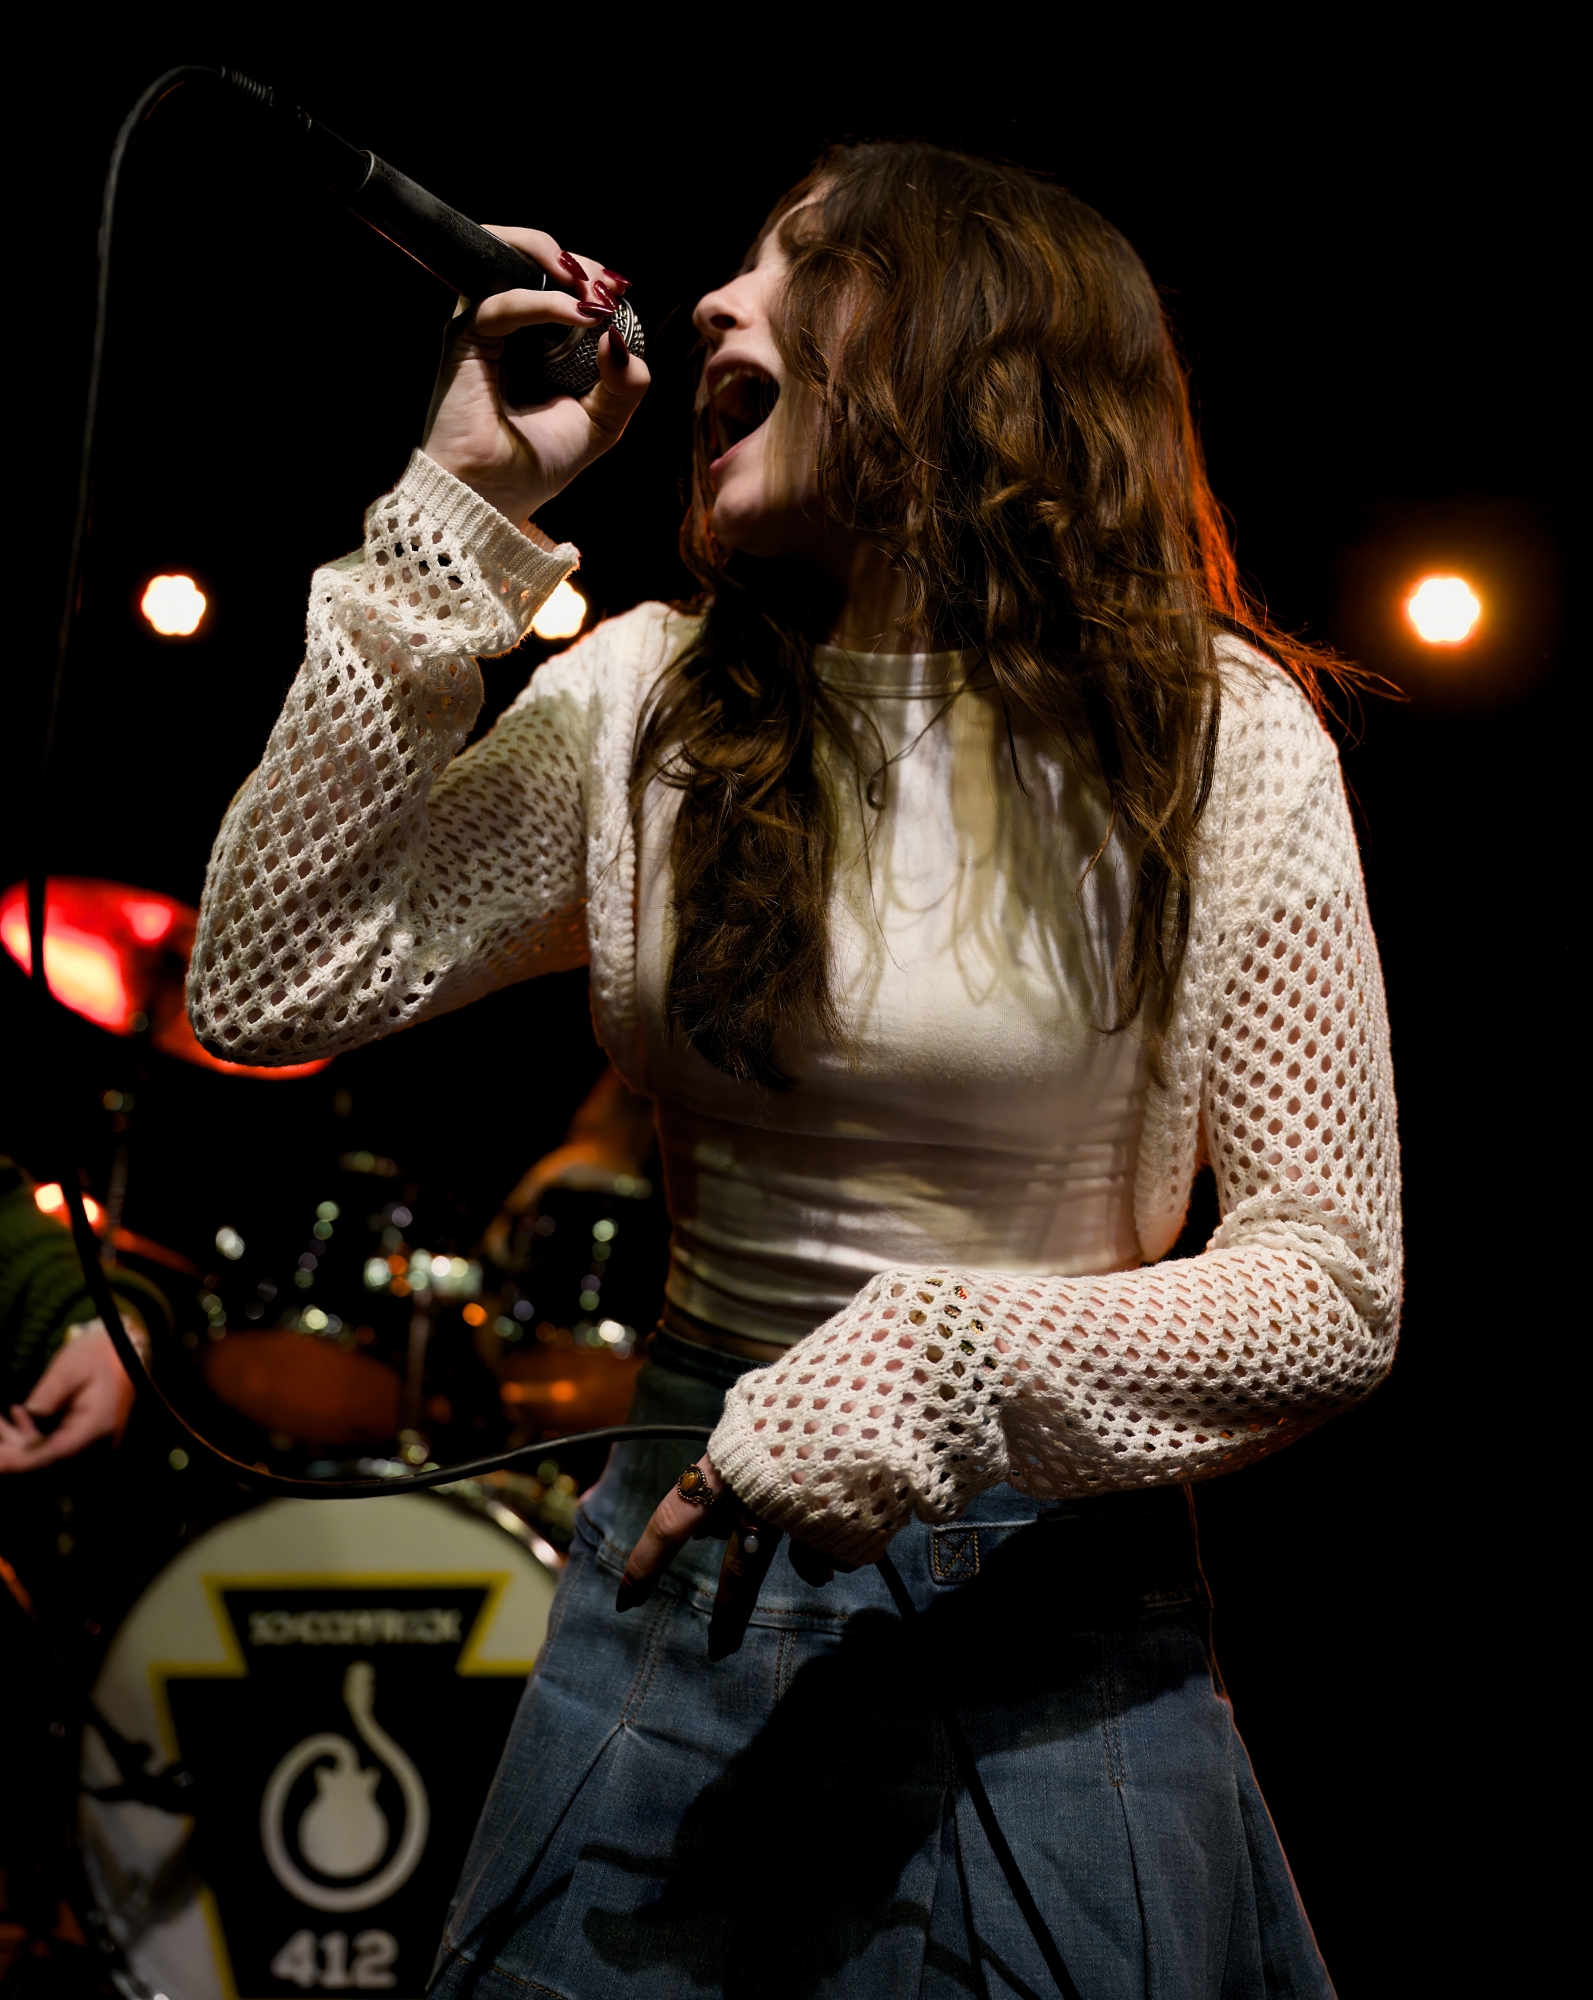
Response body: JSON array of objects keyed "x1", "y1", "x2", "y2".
[
  {"x1": 0, "y1": 1579, "x2": 200, "y2": 1819},
  {"x1": 402, "y1": 1300, "x2": 431, "y2": 1435},
  {"x1": 493, "y1": 1181, "x2": 668, "y2": 1343}
]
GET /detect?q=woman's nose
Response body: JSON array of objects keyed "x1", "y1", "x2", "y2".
[{"x1": 693, "y1": 282, "x2": 748, "y2": 343}]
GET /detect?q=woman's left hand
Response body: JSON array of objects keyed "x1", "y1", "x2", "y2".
[{"x1": 617, "y1": 1455, "x2": 846, "y2": 1659}]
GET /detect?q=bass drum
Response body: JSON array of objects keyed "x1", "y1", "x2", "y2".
[{"x1": 80, "y1": 1491, "x2": 560, "y2": 2000}]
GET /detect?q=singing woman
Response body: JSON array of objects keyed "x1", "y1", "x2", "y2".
[{"x1": 190, "y1": 141, "x2": 1397, "y2": 1998}]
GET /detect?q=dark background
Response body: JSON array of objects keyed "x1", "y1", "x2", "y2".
[{"x1": 4, "y1": 26, "x2": 1570, "y2": 1995}]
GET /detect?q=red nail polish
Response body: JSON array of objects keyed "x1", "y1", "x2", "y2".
[
  {"x1": 608, "y1": 324, "x2": 629, "y2": 366},
  {"x1": 576, "y1": 301, "x2": 613, "y2": 321},
  {"x1": 602, "y1": 268, "x2": 631, "y2": 292},
  {"x1": 592, "y1": 281, "x2": 619, "y2": 311},
  {"x1": 558, "y1": 252, "x2": 588, "y2": 286}
]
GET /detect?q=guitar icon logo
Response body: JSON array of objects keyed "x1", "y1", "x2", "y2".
[{"x1": 260, "y1": 1662, "x2": 429, "y2": 1911}]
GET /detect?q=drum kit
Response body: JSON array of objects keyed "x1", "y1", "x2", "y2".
[
  {"x1": 5, "y1": 879, "x2": 671, "y2": 1999},
  {"x1": 3, "y1": 876, "x2": 665, "y2": 1470}
]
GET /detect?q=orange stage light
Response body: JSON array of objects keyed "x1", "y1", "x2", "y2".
[
  {"x1": 1405, "y1": 574, "x2": 1482, "y2": 645},
  {"x1": 35, "y1": 1183, "x2": 107, "y2": 1230},
  {"x1": 140, "y1": 574, "x2": 208, "y2": 637},
  {"x1": 531, "y1": 579, "x2": 587, "y2": 641}
]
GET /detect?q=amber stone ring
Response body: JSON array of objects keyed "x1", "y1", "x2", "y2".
[{"x1": 675, "y1": 1463, "x2": 715, "y2": 1508}]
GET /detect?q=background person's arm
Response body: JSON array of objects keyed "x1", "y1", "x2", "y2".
[
  {"x1": 0, "y1": 1162, "x2": 166, "y2": 1471},
  {"x1": 482, "y1": 1065, "x2": 655, "y2": 1269}
]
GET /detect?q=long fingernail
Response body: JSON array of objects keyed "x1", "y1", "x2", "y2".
[
  {"x1": 608, "y1": 324, "x2": 629, "y2": 366},
  {"x1": 602, "y1": 268, "x2": 632, "y2": 292},
  {"x1": 576, "y1": 301, "x2": 614, "y2": 321},
  {"x1": 558, "y1": 252, "x2": 589, "y2": 287},
  {"x1": 592, "y1": 280, "x2": 619, "y2": 312},
  {"x1": 615, "y1": 1578, "x2": 653, "y2": 1612}
]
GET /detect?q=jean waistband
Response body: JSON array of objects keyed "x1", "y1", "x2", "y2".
[
  {"x1": 647, "y1": 1319, "x2": 774, "y2": 1390},
  {"x1": 659, "y1": 1300, "x2": 791, "y2": 1367}
]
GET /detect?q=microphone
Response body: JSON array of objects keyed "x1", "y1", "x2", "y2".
[{"x1": 218, "y1": 70, "x2": 643, "y2": 402}]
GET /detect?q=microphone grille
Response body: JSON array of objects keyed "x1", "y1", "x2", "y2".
[{"x1": 539, "y1": 298, "x2": 646, "y2": 396}]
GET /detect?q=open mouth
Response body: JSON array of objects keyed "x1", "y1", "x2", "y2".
[{"x1": 707, "y1": 363, "x2": 780, "y2": 465}]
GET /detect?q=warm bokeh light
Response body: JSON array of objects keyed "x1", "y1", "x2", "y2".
[
  {"x1": 140, "y1": 573, "x2": 207, "y2": 636},
  {"x1": 1, "y1": 899, "x2": 131, "y2": 1030},
  {"x1": 1406, "y1": 574, "x2": 1482, "y2": 645},
  {"x1": 122, "y1": 897, "x2": 175, "y2": 942},
  {"x1": 35, "y1": 1184, "x2": 107, "y2": 1230},
  {"x1": 531, "y1": 579, "x2": 587, "y2": 641}
]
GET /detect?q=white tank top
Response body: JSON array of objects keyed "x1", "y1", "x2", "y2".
[{"x1": 632, "y1": 645, "x2": 1149, "y2": 1345}]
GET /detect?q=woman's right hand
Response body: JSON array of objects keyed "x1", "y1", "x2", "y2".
[{"x1": 421, "y1": 229, "x2": 649, "y2": 527}]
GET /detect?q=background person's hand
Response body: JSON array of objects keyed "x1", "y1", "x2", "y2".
[
  {"x1": 421, "y1": 229, "x2": 648, "y2": 526},
  {"x1": 0, "y1": 1319, "x2": 149, "y2": 1473}
]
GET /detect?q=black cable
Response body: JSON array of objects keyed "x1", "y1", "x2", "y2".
[
  {"x1": 876, "y1": 1554, "x2": 1083, "y2": 2000},
  {"x1": 28, "y1": 64, "x2": 712, "y2": 1498}
]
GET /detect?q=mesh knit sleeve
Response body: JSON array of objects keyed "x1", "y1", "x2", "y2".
[
  {"x1": 708, "y1": 701, "x2": 1402, "y2": 1566},
  {"x1": 187, "y1": 451, "x2": 589, "y2": 1064}
]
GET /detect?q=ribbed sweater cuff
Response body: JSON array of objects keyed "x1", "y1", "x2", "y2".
[
  {"x1": 708, "y1": 1409, "x2": 894, "y2": 1568},
  {"x1": 398, "y1": 448, "x2": 579, "y2": 623}
]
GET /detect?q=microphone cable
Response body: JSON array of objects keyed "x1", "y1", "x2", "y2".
[
  {"x1": 25, "y1": 70, "x2": 1081, "y2": 1998},
  {"x1": 28, "y1": 61, "x2": 707, "y2": 1498}
]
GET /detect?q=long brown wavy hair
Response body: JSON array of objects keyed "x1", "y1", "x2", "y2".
[{"x1": 636, "y1": 141, "x2": 1334, "y2": 1089}]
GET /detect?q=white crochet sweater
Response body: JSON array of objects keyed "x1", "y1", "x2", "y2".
[{"x1": 191, "y1": 452, "x2": 1401, "y2": 1564}]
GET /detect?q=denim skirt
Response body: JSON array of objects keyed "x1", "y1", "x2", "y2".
[{"x1": 432, "y1": 1331, "x2": 1334, "y2": 2000}]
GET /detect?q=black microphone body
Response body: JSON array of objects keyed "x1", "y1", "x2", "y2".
[{"x1": 221, "y1": 70, "x2": 642, "y2": 401}]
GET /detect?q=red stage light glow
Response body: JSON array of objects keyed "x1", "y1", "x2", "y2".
[
  {"x1": 0, "y1": 879, "x2": 330, "y2": 1078},
  {"x1": 1, "y1": 896, "x2": 133, "y2": 1030},
  {"x1": 122, "y1": 897, "x2": 175, "y2": 943}
]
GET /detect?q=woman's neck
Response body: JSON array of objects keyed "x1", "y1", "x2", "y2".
[{"x1": 826, "y1": 542, "x2": 940, "y2": 655}]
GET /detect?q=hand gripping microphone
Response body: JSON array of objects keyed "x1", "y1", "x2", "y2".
[{"x1": 218, "y1": 69, "x2": 644, "y2": 403}]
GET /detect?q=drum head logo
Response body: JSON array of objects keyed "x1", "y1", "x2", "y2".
[
  {"x1": 159, "y1": 1584, "x2": 528, "y2": 1998},
  {"x1": 260, "y1": 1661, "x2": 429, "y2": 1911}
]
